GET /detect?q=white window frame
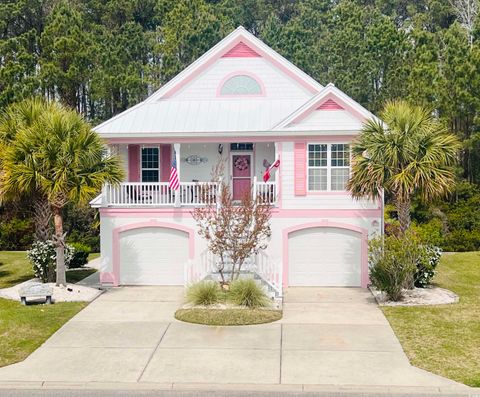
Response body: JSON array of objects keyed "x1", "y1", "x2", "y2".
[
  {"x1": 307, "y1": 143, "x2": 351, "y2": 192},
  {"x1": 140, "y1": 145, "x2": 160, "y2": 183}
]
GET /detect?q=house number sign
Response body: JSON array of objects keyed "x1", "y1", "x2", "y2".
[{"x1": 185, "y1": 155, "x2": 208, "y2": 165}]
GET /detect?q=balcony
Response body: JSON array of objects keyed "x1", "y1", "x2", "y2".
[
  {"x1": 96, "y1": 178, "x2": 277, "y2": 208},
  {"x1": 90, "y1": 141, "x2": 279, "y2": 209}
]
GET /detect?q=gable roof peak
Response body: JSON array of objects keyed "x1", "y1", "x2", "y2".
[
  {"x1": 273, "y1": 84, "x2": 379, "y2": 130},
  {"x1": 144, "y1": 26, "x2": 323, "y2": 102}
]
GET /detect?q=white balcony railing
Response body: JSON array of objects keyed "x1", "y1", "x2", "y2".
[
  {"x1": 102, "y1": 179, "x2": 276, "y2": 207},
  {"x1": 103, "y1": 182, "x2": 219, "y2": 207},
  {"x1": 254, "y1": 179, "x2": 277, "y2": 205},
  {"x1": 104, "y1": 182, "x2": 174, "y2": 206}
]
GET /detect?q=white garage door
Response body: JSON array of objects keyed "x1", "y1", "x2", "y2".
[
  {"x1": 119, "y1": 227, "x2": 189, "y2": 285},
  {"x1": 288, "y1": 227, "x2": 361, "y2": 286}
]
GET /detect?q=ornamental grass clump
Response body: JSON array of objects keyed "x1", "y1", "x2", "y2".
[
  {"x1": 228, "y1": 279, "x2": 270, "y2": 308},
  {"x1": 186, "y1": 281, "x2": 222, "y2": 306}
]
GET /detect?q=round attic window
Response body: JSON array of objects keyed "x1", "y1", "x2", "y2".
[{"x1": 220, "y1": 75, "x2": 262, "y2": 95}]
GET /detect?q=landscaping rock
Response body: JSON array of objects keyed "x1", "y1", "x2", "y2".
[
  {"x1": 370, "y1": 286, "x2": 459, "y2": 306},
  {"x1": 0, "y1": 279, "x2": 103, "y2": 303}
]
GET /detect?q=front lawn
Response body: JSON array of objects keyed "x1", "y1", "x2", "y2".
[
  {"x1": 0, "y1": 251, "x2": 96, "y2": 367},
  {"x1": 0, "y1": 251, "x2": 33, "y2": 289},
  {"x1": 0, "y1": 251, "x2": 99, "y2": 287},
  {"x1": 0, "y1": 299, "x2": 86, "y2": 367},
  {"x1": 382, "y1": 252, "x2": 480, "y2": 387}
]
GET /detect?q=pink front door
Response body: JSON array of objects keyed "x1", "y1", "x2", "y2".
[{"x1": 232, "y1": 154, "x2": 252, "y2": 200}]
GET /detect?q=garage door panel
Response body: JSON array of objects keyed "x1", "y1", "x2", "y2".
[
  {"x1": 288, "y1": 227, "x2": 361, "y2": 286},
  {"x1": 120, "y1": 228, "x2": 188, "y2": 285}
]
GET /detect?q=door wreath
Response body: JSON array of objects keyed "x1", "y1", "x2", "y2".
[{"x1": 234, "y1": 156, "x2": 249, "y2": 171}]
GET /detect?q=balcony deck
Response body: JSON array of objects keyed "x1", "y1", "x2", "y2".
[{"x1": 92, "y1": 180, "x2": 277, "y2": 208}]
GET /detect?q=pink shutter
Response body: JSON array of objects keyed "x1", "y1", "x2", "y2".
[
  {"x1": 160, "y1": 144, "x2": 172, "y2": 182},
  {"x1": 294, "y1": 142, "x2": 307, "y2": 196},
  {"x1": 128, "y1": 145, "x2": 140, "y2": 182}
]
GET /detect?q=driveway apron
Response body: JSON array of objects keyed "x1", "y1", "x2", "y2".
[{"x1": 0, "y1": 286, "x2": 467, "y2": 390}]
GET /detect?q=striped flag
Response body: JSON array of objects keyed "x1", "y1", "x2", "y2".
[
  {"x1": 169, "y1": 153, "x2": 180, "y2": 190},
  {"x1": 263, "y1": 158, "x2": 280, "y2": 182}
]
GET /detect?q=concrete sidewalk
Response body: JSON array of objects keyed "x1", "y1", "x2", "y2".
[{"x1": 0, "y1": 286, "x2": 470, "y2": 392}]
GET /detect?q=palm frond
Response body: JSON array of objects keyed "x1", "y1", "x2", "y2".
[{"x1": 348, "y1": 99, "x2": 460, "y2": 205}]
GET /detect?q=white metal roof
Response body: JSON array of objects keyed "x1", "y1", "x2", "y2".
[
  {"x1": 94, "y1": 29, "x2": 378, "y2": 139},
  {"x1": 95, "y1": 99, "x2": 306, "y2": 137},
  {"x1": 279, "y1": 110, "x2": 364, "y2": 132}
]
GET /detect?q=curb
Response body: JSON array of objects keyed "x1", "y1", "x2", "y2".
[{"x1": 0, "y1": 381, "x2": 475, "y2": 395}]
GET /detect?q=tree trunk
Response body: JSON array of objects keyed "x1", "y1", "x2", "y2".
[
  {"x1": 396, "y1": 197, "x2": 411, "y2": 235},
  {"x1": 53, "y1": 206, "x2": 66, "y2": 287},
  {"x1": 33, "y1": 196, "x2": 51, "y2": 242}
]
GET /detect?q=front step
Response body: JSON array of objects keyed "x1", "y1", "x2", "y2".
[{"x1": 205, "y1": 271, "x2": 281, "y2": 299}]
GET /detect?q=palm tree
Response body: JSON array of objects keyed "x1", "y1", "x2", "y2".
[
  {"x1": 347, "y1": 100, "x2": 460, "y2": 233},
  {"x1": 0, "y1": 98, "x2": 57, "y2": 241},
  {"x1": 0, "y1": 99, "x2": 124, "y2": 286}
]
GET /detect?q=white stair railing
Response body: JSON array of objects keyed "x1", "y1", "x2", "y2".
[
  {"x1": 254, "y1": 251, "x2": 283, "y2": 297},
  {"x1": 184, "y1": 249, "x2": 217, "y2": 286},
  {"x1": 184, "y1": 249, "x2": 283, "y2": 297}
]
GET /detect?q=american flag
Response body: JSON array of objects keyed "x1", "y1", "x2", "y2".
[
  {"x1": 263, "y1": 158, "x2": 280, "y2": 182},
  {"x1": 169, "y1": 153, "x2": 180, "y2": 190}
]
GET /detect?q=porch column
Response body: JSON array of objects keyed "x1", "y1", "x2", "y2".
[
  {"x1": 274, "y1": 142, "x2": 280, "y2": 206},
  {"x1": 174, "y1": 143, "x2": 181, "y2": 207}
]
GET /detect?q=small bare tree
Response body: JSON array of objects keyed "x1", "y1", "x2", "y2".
[
  {"x1": 192, "y1": 161, "x2": 272, "y2": 284},
  {"x1": 449, "y1": 0, "x2": 479, "y2": 46}
]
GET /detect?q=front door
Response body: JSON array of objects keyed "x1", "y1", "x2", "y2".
[{"x1": 232, "y1": 154, "x2": 252, "y2": 200}]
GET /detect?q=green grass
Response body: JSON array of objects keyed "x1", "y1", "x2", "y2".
[
  {"x1": 175, "y1": 308, "x2": 282, "y2": 326},
  {"x1": 0, "y1": 251, "x2": 33, "y2": 289},
  {"x1": 88, "y1": 252, "x2": 100, "y2": 261},
  {"x1": 66, "y1": 268, "x2": 97, "y2": 283},
  {"x1": 382, "y1": 252, "x2": 480, "y2": 387},
  {"x1": 0, "y1": 251, "x2": 98, "y2": 287},
  {"x1": 0, "y1": 299, "x2": 86, "y2": 367},
  {"x1": 0, "y1": 251, "x2": 94, "y2": 367}
]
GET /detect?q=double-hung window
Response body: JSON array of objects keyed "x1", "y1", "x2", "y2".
[
  {"x1": 307, "y1": 143, "x2": 350, "y2": 191},
  {"x1": 141, "y1": 147, "x2": 159, "y2": 182},
  {"x1": 308, "y1": 144, "x2": 328, "y2": 191}
]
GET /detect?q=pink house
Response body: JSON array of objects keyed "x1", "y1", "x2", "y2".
[{"x1": 91, "y1": 27, "x2": 382, "y2": 295}]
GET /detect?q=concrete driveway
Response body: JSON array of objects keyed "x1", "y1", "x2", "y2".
[{"x1": 0, "y1": 286, "x2": 468, "y2": 391}]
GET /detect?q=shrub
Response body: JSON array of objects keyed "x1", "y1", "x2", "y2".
[
  {"x1": 414, "y1": 245, "x2": 442, "y2": 288},
  {"x1": 186, "y1": 281, "x2": 222, "y2": 306},
  {"x1": 27, "y1": 240, "x2": 74, "y2": 283},
  {"x1": 443, "y1": 229, "x2": 480, "y2": 252},
  {"x1": 0, "y1": 217, "x2": 34, "y2": 250},
  {"x1": 66, "y1": 231, "x2": 100, "y2": 253},
  {"x1": 228, "y1": 279, "x2": 270, "y2": 308},
  {"x1": 368, "y1": 234, "x2": 420, "y2": 301},
  {"x1": 412, "y1": 219, "x2": 445, "y2": 247},
  {"x1": 64, "y1": 203, "x2": 100, "y2": 252},
  {"x1": 68, "y1": 242, "x2": 91, "y2": 269}
]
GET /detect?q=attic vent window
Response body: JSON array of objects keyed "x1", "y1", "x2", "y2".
[{"x1": 220, "y1": 75, "x2": 262, "y2": 95}]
